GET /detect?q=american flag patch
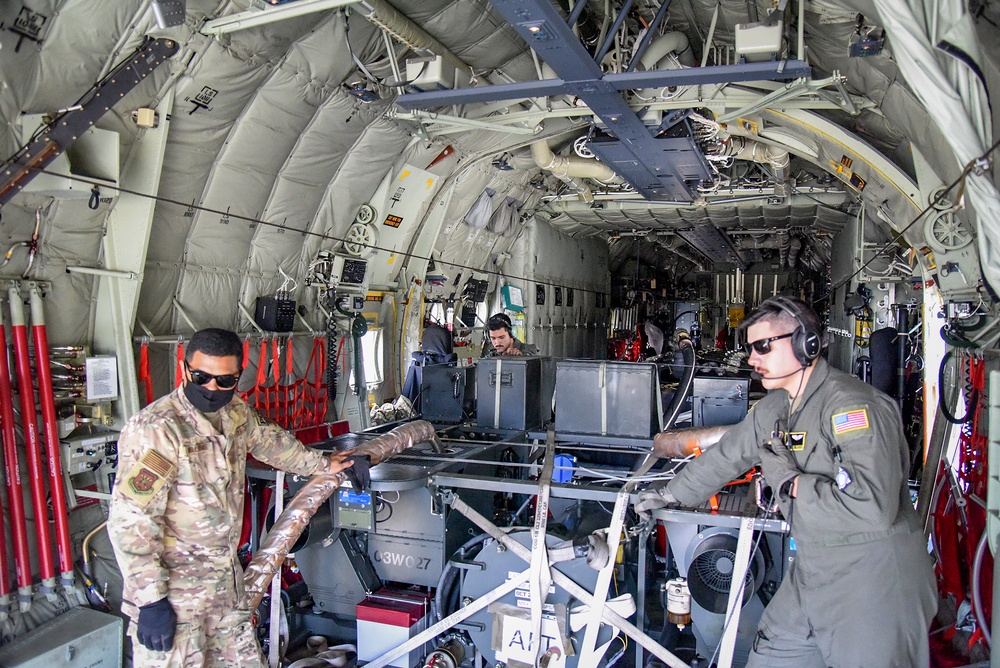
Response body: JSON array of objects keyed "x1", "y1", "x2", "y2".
[{"x1": 832, "y1": 409, "x2": 869, "y2": 435}]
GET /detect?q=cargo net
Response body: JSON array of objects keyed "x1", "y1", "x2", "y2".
[{"x1": 164, "y1": 336, "x2": 329, "y2": 430}]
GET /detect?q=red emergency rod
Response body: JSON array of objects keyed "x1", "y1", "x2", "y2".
[
  {"x1": 0, "y1": 301, "x2": 32, "y2": 608},
  {"x1": 30, "y1": 286, "x2": 74, "y2": 586},
  {"x1": 8, "y1": 286, "x2": 55, "y2": 590}
]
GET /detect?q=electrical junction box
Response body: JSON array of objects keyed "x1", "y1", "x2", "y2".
[
  {"x1": 254, "y1": 295, "x2": 296, "y2": 332},
  {"x1": 0, "y1": 606, "x2": 123, "y2": 667},
  {"x1": 406, "y1": 55, "x2": 470, "y2": 91},
  {"x1": 61, "y1": 431, "x2": 118, "y2": 475},
  {"x1": 734, "y1": 21, "x2": 784, "y2": 62}
]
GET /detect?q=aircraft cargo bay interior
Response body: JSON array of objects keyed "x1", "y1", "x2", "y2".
[{"x1": 0, "y1": 0, "x2": 998, "y2": 666}]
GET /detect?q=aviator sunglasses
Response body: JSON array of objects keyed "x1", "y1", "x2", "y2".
[
  {"x1": 184, "y1": 361, "x2": 241, "y2": 389},
  {"x1": 743, "y1": 332, "x2": 794, "y2": 356}
]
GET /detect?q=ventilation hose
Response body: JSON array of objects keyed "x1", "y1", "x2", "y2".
[{"x1": 663, "y1": 332, "x2": 696, "y2": 430}]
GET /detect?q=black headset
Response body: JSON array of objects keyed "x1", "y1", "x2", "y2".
[
  {"x1": 763, "y1": 295, "x2": 822, "y2": 366},
  {"x1": 487, "y1": 313, "x2": 513, "y2": 334}
]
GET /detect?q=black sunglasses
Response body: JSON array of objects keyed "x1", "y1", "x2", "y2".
[
  {"x1": 185, "y1": 361, "x2": 241, "y2": 389},
  {"x1": 743, "y1": 332, "x2": 794, "y2": 356}
]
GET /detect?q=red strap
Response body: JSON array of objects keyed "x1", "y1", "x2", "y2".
[
  {"x1": 175, "y1": 341, "x2": 185, "y2": 388},
  {"x1": 139, "y1": 342, "x2": 155, "y2": 406},
  {"x1": 242, "y1": 338, "x2": 250, "y2": 370}
]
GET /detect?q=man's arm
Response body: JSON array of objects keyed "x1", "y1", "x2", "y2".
[
  {"x1": 107, "y1": 421, "x2": 177, "y2": 607},
  {"x1": 245, "y1": 409, "x2": 354, "y2": 477},
  {"x1": 665, "y1": 402, "x2": 764, "y2": 506}
]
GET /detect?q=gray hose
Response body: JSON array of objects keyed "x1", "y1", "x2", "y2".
[{"x1": 663, "y1": 334, "x2": 696, "y2": 429}]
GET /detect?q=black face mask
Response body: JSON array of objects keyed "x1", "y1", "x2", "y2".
[{"x1": 183, "y1": 381, "x2": 236, "y2": 414}]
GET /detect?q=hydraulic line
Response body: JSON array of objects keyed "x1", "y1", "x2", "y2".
[
  {"x1": 30, "y1": 286, "x2": 74, "y2": 587},
  {"x1": 0, "y1": 302, "x2": 31, "y2": 609},
  {"x1": 8, "y1": 286, "x2": 56, "y2": 594}
]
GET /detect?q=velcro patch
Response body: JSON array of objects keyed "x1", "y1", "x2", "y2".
[
  {"x1": 118, "y1": 450, "x2": 175, "y2": 507},
  {"x1": 787, "y1": 432, "x2": 807, "y2": 451},
  {"x1": 832, "y1": 408, "x2": 870, "y2": 435}
]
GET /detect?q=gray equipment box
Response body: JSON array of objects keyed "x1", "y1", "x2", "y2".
[
  {"x1": 0, "y1": 606, "x2": 123, "y2": 667},
  {"x1": 555, "y1": 360, "x2": 660, "y2": 438},
  {"x1": 477, "y1": 357, "x2": 543, "y2": 430},
  {"x1": 421, "y1": 365, "x2": 475, "y2": 423},
  {"x1": 692, "y1": 376, "x2": 749, "y2": 427}
]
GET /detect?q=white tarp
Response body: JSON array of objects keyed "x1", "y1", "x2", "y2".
[{"x1": 874, "y1": 0, "x2": 1000, "y2": 290}]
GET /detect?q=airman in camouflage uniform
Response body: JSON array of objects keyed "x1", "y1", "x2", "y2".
[{"x1": 108, "y1": 329, "x2": 354, "y2": 667}]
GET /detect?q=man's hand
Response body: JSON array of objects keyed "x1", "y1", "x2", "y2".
[
  {"x1": 137, "y1": 598, "x2": 177, "y2": 652},
  {"x1": 345, "y1": 454, "x2": 371, "y2": 493},
  {"x1": 506, "y1": 347, "x2": 522, "y2": 356},
  {"x1": 758, "y1": 439, "x2": 799, "y2": 498},
  {"x1": 324, "y1": 449, "x2": 355, "y2": 476},
  {"x1": 633, "y1": 485, "x2": 679, "y2": 520}
]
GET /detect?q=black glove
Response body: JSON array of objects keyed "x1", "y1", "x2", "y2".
[
  {"x1": 758, "y1": 439, "x2": 799, "y2": 498},
  {"x1": 633, "y1": 485, "x2": 679, "y2": 520},
  {"x1": 137, "y1": 597, "x2": 177, "y2": 652},
  {"x1": 345, "y1": 454, "x2": 371, "y2": 493}
]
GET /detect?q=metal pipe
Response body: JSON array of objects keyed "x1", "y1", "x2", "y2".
[
  {"x1": 8, "y1": 286, "x2": 56, "y2": 595},
  {"x1": 0, "y1": 299, "x2": 31, "y2": 609},
  {"x1": 531, "y1": 140, "x2": 623, "y2": 182},
  {"x1": 30, "y1": 286, "x2": 74, "y2": 587},
  {"x1": 65, "y1": 266, "x2": 136, "y2": 280}
]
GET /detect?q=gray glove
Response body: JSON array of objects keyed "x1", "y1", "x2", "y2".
[
  {"x1": 634, "y1": 485, "x2": 679, "y2": 519},
  {"x1": 758, "y1": 439, "x2": 799, "y2": 498}
]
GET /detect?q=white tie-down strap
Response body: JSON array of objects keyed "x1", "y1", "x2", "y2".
[
  {"x1": 529, "y1": 430, "x2": 557, "y2": 664},
  {"x1": 717, "y1": 514, "x2": 757, "y2": 668},
  {"x1": 494, "y1": 359, "x2": 502, "y2": 429},
  {"x1": 600, "y1": 362, "x2": 608, "y2": 435}
]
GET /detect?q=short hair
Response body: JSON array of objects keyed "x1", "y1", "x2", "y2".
[
  {"x1": 487, "y1": 313, "x2": 512, "y2": 334},
  {"x1": 186, "y1": 328, "x2": 242, "y2": 362},
  {"x1": 739, "y1": 296, "x2": 821, "y2": 339}
]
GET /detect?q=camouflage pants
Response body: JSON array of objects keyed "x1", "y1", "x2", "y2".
[{"x1": 129, "y1": 609, "x2": 264, "y2": 668}]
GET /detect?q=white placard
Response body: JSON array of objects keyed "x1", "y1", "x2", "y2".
[
  {"x1": 498, "y1": 613, "x2": 565, "y2": 668},
  {"x1": 85, "y1": 356, "x2": 118, "y2": 401}
]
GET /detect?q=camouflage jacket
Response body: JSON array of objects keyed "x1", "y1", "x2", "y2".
[{"x1": 108, "y1": 388, "x2": 327, "y2": 615}]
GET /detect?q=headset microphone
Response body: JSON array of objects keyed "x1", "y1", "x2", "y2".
[{"x1": 751, "y1": 367, "x2": 806, "y2": 381}]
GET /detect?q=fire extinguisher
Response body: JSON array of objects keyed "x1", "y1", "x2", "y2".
[{"x1": 855, "y1": 305, "x2": 873, "y2": 348}]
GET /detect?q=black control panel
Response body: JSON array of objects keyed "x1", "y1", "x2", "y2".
[
  {"x1": 254, "y1": 296, "x2": 296, "y2": 332},
  {"x1": 340, "y1": 259, "x2": 368, "y2": 286}
]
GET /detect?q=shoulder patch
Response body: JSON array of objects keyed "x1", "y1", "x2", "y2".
[
  {"x1": 832, "y1": 408, "x2": 870, "y2": 436},
  {"x1": 118, "y1": 450, "x2": 175, "y2": 507}
]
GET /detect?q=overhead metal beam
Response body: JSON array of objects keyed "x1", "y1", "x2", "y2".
[{"x1": 395, "y1": 61, "x2": 813, "y2": 109}]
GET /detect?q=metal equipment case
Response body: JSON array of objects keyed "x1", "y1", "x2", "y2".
[
  {"x1": 477, "y1": 357, "x2": 543, "y2": 430},
  {"x1": 0, "y1": 606, "x2": 123, "y2": 667},
  {"x1": 554, "y1": 360, "x2": 660, "y2": 438},
  {"x1": 691, "y1": 376, "x2": 750, "y2": 427},
  {"x1": 420, "y1": 364, "x2": 475, "y2": 423}
]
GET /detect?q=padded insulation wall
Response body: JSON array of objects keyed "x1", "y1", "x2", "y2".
[{"x1": 507, "y1": 216, "x2": 610, "y2": 359}]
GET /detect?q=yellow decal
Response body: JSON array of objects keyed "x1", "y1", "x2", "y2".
[
  {"x1": 399, "y1": 170, "x2": 410, "y2": 180},
  {"x1": 427, "y1": 178, "x2": 435, "y2": 189}
]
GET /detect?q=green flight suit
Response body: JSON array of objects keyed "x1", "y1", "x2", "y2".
[{"x1": 666, "y1": 359, "x2": 936, "y2": 668}]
